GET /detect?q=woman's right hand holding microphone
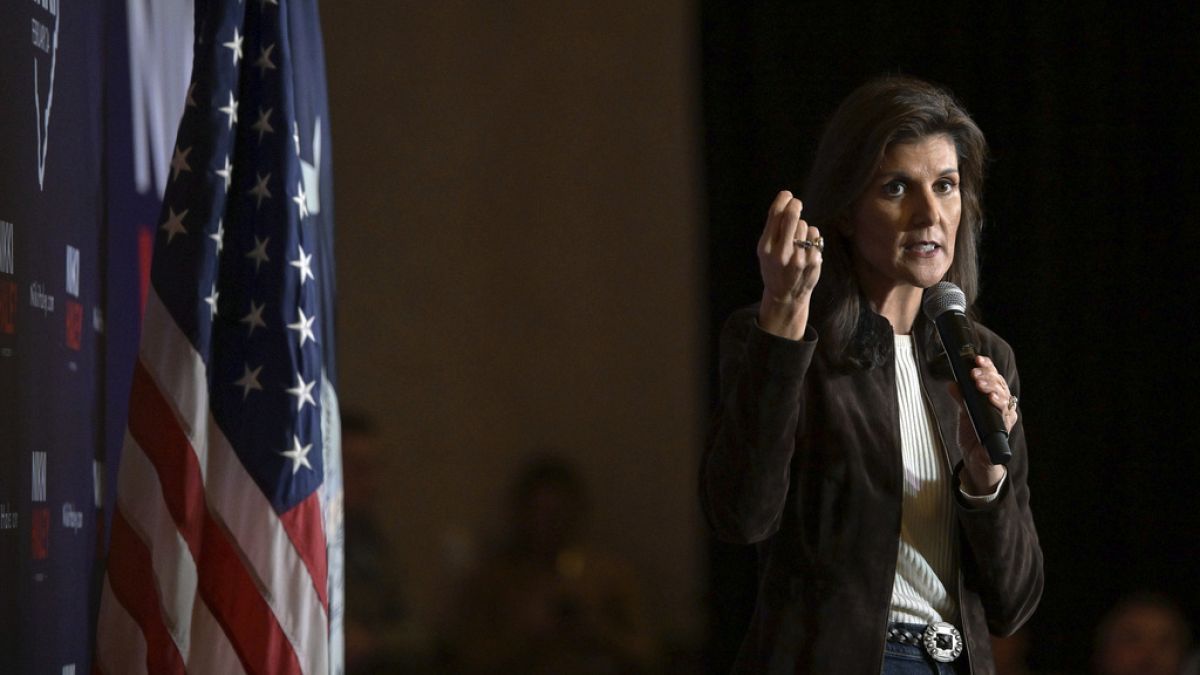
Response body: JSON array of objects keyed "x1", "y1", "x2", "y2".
[{"x1": 757, "y1": 191, "x2": 823, "y2": 340}]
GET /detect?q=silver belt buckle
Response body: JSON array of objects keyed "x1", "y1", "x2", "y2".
[{"x1": 922, "y1": 621, "x2": 963, "y2": 663}]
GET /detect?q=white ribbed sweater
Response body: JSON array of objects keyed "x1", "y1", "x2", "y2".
[{"x1": 888, "y1": 334, "x2": 958, "y2": 625}]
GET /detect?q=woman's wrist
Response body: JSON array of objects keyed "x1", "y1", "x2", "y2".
[
  {"x1": 758, "y1": 291, "x2": 810, "y2": 341},
  {"x1": 959, "y1": 463, "x2": 1006, "y2": 497}
]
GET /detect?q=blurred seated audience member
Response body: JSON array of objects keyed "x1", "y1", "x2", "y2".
[
  {"x1": 342, "y1": 410, "x2": 412, "y2": 673},
  {"x1": 992, "y1": 627, "x2": 1032, "y2": 675},
  {"x1": 1093, "y1": 592, "x2": 1193, "y2": 675},
  {"x1": 450, "y1": 453, "x2": 658, "y2": 674},
  {"x1": 1184, "y1": 647, "x2": 1200, "y2": 675}
]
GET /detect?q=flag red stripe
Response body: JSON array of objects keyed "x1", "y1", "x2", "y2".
[
  {"x1": 106, "y1": 510, "x2": 186, "y2": 675},
  {"x1": 127, "y1": 358, "x2": 304, "y2": 675},
  {"x1": 127, "y1": 360, "x2": 206, "y2": 556},
  {"x1": 278, "y1": 492, "x2": 329, "y2": 609},
  {"x1": 197, "y1": 508, "x2": 303, "y2": 675},
  {"x1": 131, "y1": 292, "x2": 329, "y2": 671}
]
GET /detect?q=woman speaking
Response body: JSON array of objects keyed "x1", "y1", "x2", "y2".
[{"x1": 701, "y1": 77, "x2": 1043, "y2": 674}]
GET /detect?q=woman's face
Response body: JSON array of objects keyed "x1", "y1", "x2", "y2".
[{"x1": 848, "y1": 133, "x2": 961, "y2": 299}]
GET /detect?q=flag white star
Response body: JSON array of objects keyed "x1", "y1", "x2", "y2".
[
  {"x1": 280, "y1": 435, "x2": 313, "y2": 474},
  {"x1": 287, "y1": 307, "x2": 317, "y2": 347},
  {"x1": 219, "y1": 91, "x2": 239, "y2": 129},
  {"x1": 289, "y1": 245, "x2": 315, "y2": 286},
  {"x1": 185, "y1": 81, "x2": 197, "y2": 108},
  {"x1": 215, "y1": 155, "x2": 233, "y2": 192},
  {"x1": 300, "y1": 118, "x2": 322, "y2": 216},
  {"x1": 223, "y1": 27, "x2": 244, "y2": 65},
  {"x1": 240, "y1": 299, "x2": 267, "y2": 336},
  {"x1": 285, "y1": 372, "x2": 318, "y2": 412},
  {"x1": 254, "y1": 43, "x2": 277, "y2": 77},
  {"x1": 293, "y1": 181, "x2": 309, "y2": 220},
  {"x1": 252, "y1": 107, "x2": 274, "y2": 144},
  {"x1": 160, "y1": 207, "x2": 188, "y2": 244},
  {"x1": 209, "y1": 219, "x2": 225, "y2": 252},
  {"x1": 170, "y1": 145, "x2": 192, "y2": 182},
  {"x1": 234, "y1": 363, "x2": 264, "y2": 400},
  {"x1": 292, "y1": 121, "x2": 301, "y2": 155},
  {"x1": 204, "y1": 284, "x2": 220, "y2": 318},
  {"x1": 246, "y1": 235, "x2": 270, "y2": 271},
  {"x1": 248, "y1": 171, "x2": 272, "y2": 209}
]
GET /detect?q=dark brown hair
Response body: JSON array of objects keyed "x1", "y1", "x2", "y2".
[{"x1": 803, "y1": 76, "x2": 988, "y2": 367}]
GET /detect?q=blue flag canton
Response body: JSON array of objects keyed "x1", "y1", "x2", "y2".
[{"x1": 150, "y1": 0, "x2": 325, "y2": 513}]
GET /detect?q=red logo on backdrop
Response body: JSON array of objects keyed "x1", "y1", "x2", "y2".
[
  {"x1": 65, "y1": 299, "x2": 82, "y2": 350},
  {"x1": 138, "y1": 225, "x2": 153, "y2": 318},
  {"x1": 31, "y1": 507, "x2": 50, "y2": 560},
  {"x1": 0, "y1": 279, "x2": 15, "y2": 334}
]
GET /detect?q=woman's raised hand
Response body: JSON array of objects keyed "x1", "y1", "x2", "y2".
[{"x1": 757, "y1": 191, "x2": 823, "y2": 340}]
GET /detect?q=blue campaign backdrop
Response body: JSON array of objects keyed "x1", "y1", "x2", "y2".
[{"x1": 1, "y1": 1, "x2": 108, "y2": 672}]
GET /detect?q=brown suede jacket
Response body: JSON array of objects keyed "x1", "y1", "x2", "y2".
[{"x1": 701, "y1": 305, "x2": 1043, "y2": 674}]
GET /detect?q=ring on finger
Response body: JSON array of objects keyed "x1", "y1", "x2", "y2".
[
  {"x1": 1007, "y1": 395, "x2": 1019, "y2": 412},
  {"x1": 793, "y1": 236, "x2": 824, "y2": 252}
]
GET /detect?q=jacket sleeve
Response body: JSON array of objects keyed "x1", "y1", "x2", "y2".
[
  {"x1": 700, "y1": 306, "x2": 817, "y2": 544},
  {"x1": 953, "y1": 342, "x2": 1044, "y2": 636}
]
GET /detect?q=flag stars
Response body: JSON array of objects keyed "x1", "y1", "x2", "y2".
[
  {"x1": 285, "y1": 373, "x2": 318, "y2": 412},
  {"x1": 204, "y1": 284, "x2": 220, "y2": 318},
  {"x1": 281, "y1": 435, "x2": 313, "y2": 474},
  {"x1": 252, "y1": 107, "x2": 274, "y2": 144},
  {"x1": 293, "y1": 181, "x2": 309, "y2": 220},
  {"x1": 287, "y1": 307, "x2": 317, "y2": 347},
  {"x1": 170, "y1": 145, "x2": 193, "y2": 182},
  {"x1": 160, "y1": 207, "x2": 188, "y2": 244},
  {"x1": 209, "y1": 219, "x2": 225, "y2": 252},
  {"x1": 246, "y1": 236, "x2": 271, "y2": 272},
  {"x1": 220, "y1": 91, "x2": 239, "y2": 129},
  {"x1": 215, "y1": 155, "x2": 233, "y2": 192},
  {"x1": 254, "y1": 43, "x2": 277, "y2": 77},
  {"x1": 240, "y1": 300, "x2": 267, "y2": 336},
  {"x1": 223, "y1": 27, "x2": 244, "y2": 65},
  {"x1": 234, "y1": 363, "x2": 264, "y2": 400},
  {"x1": 248, "y1": 172, "x2": 272, "y2": 209},
  {"x1": 290, "y1": 245, "x2": 315, "y2": 286}
]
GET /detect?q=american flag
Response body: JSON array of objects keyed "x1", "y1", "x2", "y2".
[{"x1": 95, "y1": 1, "x2": 343, "y2": 673}]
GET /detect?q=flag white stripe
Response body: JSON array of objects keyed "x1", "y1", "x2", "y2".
[
  {"x1": 138, "y1": 291, "x2": 211, "y2": 483},
  {"x1": 138, "y1": 288, "x2": 328, "y2": 674},
  {"x1": 112, "y1": 433, "x2": 248, "y2": 675},
  {"x1": 187, "y1": 593, "x2": 250, "y2": 675},
  {"x1": 116, "y1": 432, "x2": 198, "y2": 660},
  {"x1": 95, "y1": 577, "x2": 150, "y2": 675},
  {"x1": 204, "y1": 425, "x2": 329, "y2": 673}
]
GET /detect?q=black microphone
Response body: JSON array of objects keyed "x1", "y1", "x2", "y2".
[{"x1": 922, "y1": 282, "x2": 1012, "y2": 466}]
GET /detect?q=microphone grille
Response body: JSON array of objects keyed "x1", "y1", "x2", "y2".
[{"x1": 922, "y1": 281, "x2": 967, "y2": 319}]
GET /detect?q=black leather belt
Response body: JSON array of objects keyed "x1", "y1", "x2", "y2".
[{"x1": 886, "y1": 621, "x2": 964, "y2": 663}]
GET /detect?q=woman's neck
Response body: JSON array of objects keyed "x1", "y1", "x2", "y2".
[{"x1": 864, "y1": 285, "x2": 922, "y2": 335}]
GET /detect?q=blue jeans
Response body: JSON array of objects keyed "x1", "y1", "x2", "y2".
[{"x1": 881, "y1": 638, "x2": 961, "y2": 675}]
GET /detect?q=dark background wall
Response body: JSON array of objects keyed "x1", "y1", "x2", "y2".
[
  {"x1": 700, "y1": 3, "x2": 1199, "y2": 672},
  {"x1": 320, "y1": 1, "x2": 707, "y2": 654}
]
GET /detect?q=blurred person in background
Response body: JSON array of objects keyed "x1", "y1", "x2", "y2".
[
  {"x1": 1093, "y1": 592, "x2": 1193, "y2": 675},
  {"x1": 342, "y1": 410, "x2": 418, "y2": 673},
  {"x1": 991, "y1": 628, "x2": 1031, "y2": 675},
  {"x1": 450, "y1": 453, "x2": 658, "y2": 674}
]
